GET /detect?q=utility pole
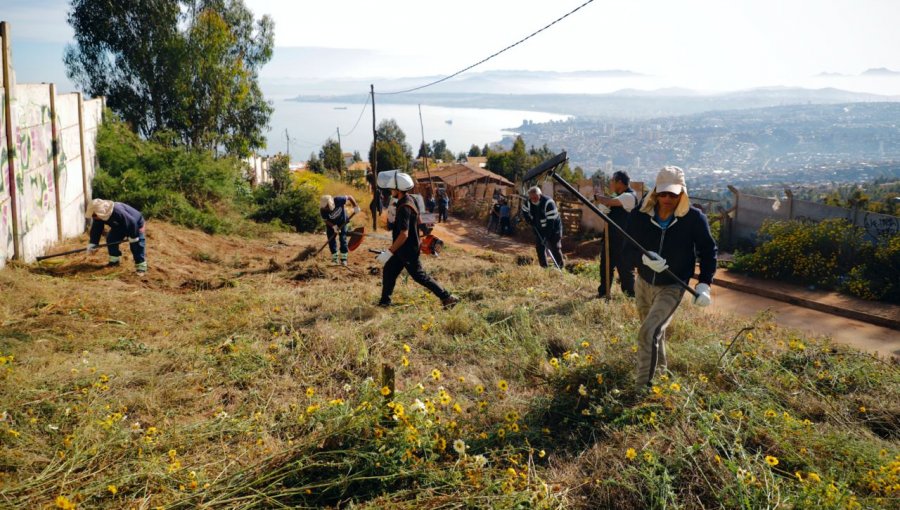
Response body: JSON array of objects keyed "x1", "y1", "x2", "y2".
[
  {"x1": 284, "y1": 129, "x2": 291, "y2": 159},
  {"x1": 418, "y1": 104, "x2": 434, "y2": 198},
  {"x1": 370, "y1": 84, "x2": 378, "y2": 230},
  {"x1": 336, "y1": 126, "x2": 343, "y2": 179}
]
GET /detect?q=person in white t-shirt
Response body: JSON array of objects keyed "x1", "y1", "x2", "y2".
[{"x1": 596, "y1": 171, "x2": 638, "y2": 298}]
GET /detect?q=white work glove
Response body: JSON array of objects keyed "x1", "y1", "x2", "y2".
[
  {"x1": 693, "y1": 283, "x2": 711, "y2": 307},
  {"x1": 128, "y1": 237, "x2": 140, "y2": 244},
  {"x1": 353, "y1": 206, "x2": 361, "y2": 214},
  {"x1": 86, "y1": 243, "x2": 98, "y2": 254},
  {"x1": 375, "y1": 250, "x2": 392, "y2": 265},
  {"x1": 641, "y1": 251, "x2": 668, "y2": 273},
  {"x1": 597, "y1": 204, "x2": 611, "y2": 215}
]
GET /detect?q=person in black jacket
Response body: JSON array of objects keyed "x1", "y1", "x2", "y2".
[
  {"x1": 622, "y1": 166, "x2": 716, "y2": 389},
  {"x1": 596, "y1": 171, "x2": 637, "y2": 298},
  {"x1": 522, "y1": 186, "x2": 564, "y2": 269},
  {"x1": 85, "y1": 198, "x2": 147, "y2": 274},
  {"x1": 374, "y1": 171, "x2": 459, "y2": 309}
]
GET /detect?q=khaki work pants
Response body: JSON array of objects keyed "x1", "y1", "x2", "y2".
[{"x1": 635, "y1": 277, "x2": 685, "y2": 387}]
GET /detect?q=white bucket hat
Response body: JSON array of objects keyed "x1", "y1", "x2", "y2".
[
  {"x1": 85, "y1": 198, "x2": 114, "y2": 221},
  {"x1": 640, "y1": 166, "x2": 691, "y2": 217}
]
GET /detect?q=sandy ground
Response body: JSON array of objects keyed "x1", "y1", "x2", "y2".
[{"x1": 435, "y1": 216, "x2": 900, "y2": 359}]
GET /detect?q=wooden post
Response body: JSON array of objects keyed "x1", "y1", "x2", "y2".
[
  {"x1": 49, "y1": 83, "x2": 63, "y2": 241},
  {"x1": 77, "y1": 93, "x2": 89, "y2": 223},
  {"x1": 381, "y1": 363, "x2": 395, "y2": 399},
  {"x1": 1, "y1": 22, "x2": 20, "y2": 259},
  {"x1": 603, "y1": 220, "x2": 611, "y2": 298}
]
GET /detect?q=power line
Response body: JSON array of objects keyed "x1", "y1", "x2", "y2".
[
  {"x1": 339, "y1": 95, "x2": 370, "y2": 137},
  {"x1": 378, "y1": 0, "x2": 595, "y2": 95}
]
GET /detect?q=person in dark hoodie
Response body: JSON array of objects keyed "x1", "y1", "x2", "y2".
[
  {"x1": 623, "y1": 166, "x2": 716, "y2": 390},
  {"x1": 85, "y1": 198, "x2": 147, "y2": 274}
]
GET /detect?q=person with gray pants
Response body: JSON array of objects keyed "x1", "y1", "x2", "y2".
[{"x1": 623, "y1": 166, "x2": 717, "y2": 389}]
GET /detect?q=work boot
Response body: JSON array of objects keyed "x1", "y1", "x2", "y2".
[
  {"x1": 377, "y1": 300, "x2": 392, "y2": 308},
  {"x1": 331, "y1": 253, "x2": 339, "y2": 265},
  {"x1": 441, "y1": 295, "x2": 460, "y2": 309},
  {"x1": 107, "y1": 257, "x2": 121, "y2": 267},
  {"x1": 135, "y1": 262, "x2": 148, "y2": 274},
  {"x1": 340, "y1": 253, "x2": 348, "y2": 266}
]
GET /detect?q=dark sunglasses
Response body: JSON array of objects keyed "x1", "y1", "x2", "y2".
[{"x1": 657, "y1": 192, "x2": 680, "y2": 198}]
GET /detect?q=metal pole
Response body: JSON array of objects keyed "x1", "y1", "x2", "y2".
[
  {"x1": 550, "y1": 170, "x2": 698, "y2": 298},
  {"x1": 418, "y1": 104, "x2": 434, "y2": 198}
]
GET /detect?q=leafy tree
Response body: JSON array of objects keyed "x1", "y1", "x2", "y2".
[
  {"x1": 307, "y1": 152, "x2": 324, "y2": 174},
  {"x1": 417, "y1": 141, "x2": 432, "y2": 159},
  {"x1": 371, "y1": 140, "x2": 409, "y2": 174},
  {"x1": 352, "y1": 150, "x2": 362, "y2": 163},
  {"x1": 468, "y1": 144, "x2": 482, "y2": 157},
  {"x1": 482, "y1": 144, "x2": 491, "y2": 157},
  {"x1": 268, "y1": 154, "x2": 291, "y2": 194},
  {"x1": 510, "y1": 136, "x2": 528, "y2": 182},
  {"x1": 457, "y1": 151, "x2": 467, "y2": 162},
  {"x1": 65, "y1": 0, "x2": 273, "y2": 157},
  {"x1": 431, "y1": 139, "x2": 453, "y2": 161},
  {"x1": 320, "y1": 138, "x2": 344, "y2": 175},
  {"x1": 369, "y1": 119, "x2": 411, "y2": 173}
]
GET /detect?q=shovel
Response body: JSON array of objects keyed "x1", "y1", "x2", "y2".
[{"x1": 36, "y1": 240, "x2": 128, "y2": 262}]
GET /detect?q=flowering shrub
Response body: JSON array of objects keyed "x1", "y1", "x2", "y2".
[{"x1": 732, "y1": 219, "x2": 899, "y2": 302}]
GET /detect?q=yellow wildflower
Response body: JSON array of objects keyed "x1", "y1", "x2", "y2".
[
  {"x1": 765, "y1": 455, "x2": 779, "y2": 467},
  {"x1": 625, "y1": 448, "x2": 637, "y2": 460},
  {"x1": 549, "y1": 357, "x2": 560, "y2": 368},
  {"x1": 55, "y1": 495, "x2": 76, "y2": 509},
  {"x1": 380, "y1": 386, "x2": 392, "y2": 397},
  {"x1": 306, "y1": 387, "x2": 314, "y2": 398},
  {"x1": 669, "y1": 383, "x2": 681, "y2": 392},
  {"x1": 497, "y1": 380, "x2": 508, "y2": 392},
  {"x1": 403, "y1": 343, "x2": 411, "y2": 353},
  {"x1": 107, "y1": 485, "x2": 118, "y2": 495},
  {"x1": 401, "y1": 356, "x2": 409, "y2": 367},
  {"x1": 431, "y1": 369, "x2": 442, "y2": 381}
]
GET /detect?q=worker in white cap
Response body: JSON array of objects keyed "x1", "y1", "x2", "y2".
[{"x1": 85, "y1": 198, "x2": 147, "y2": 274}]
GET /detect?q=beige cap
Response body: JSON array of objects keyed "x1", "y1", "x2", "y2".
[
  {"x1": 320, "y1": 195, "x2": 334, "y2": 210},
  {"x1": 85, "y1": 198, "x2": 114, "y2": 221},
  {"x1": 654, "y1": 166, "x2": 687, "y2": 195}
]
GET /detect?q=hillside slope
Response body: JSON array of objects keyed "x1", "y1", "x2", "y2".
[{"x1": 0, "y1": 222, "x2": 897, "y2": 509}]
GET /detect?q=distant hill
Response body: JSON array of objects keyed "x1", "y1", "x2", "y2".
[
  {"x1": 862, "y1": 67, "x2": 900, "y2": 76},
  {"x1": 293, "y1": 87, "x2": 899, "y2": 119}
]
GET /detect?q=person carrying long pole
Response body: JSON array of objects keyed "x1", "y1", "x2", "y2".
[
  {"x1": 523, "y1": 154, "x2": 716, "y2": 392},
  {"x1": 521, "y1": 185, "x2": 564, "y2": 270}
]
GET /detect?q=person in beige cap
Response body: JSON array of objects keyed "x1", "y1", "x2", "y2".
[
  {"x1": 622, "y1": 166, "x2": 716, "y2": 390},
  {"x1": 85, "y1": 198, "x2": 147, "y2": 273},
  {"x1": 319, "y1": 194, "x2": 360, "y2": 265}
]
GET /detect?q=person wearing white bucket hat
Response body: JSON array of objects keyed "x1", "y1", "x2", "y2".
[
  {"x1": 375, "y1": 170, "x2": 459, "y2": 309},
  {"x1": 85, "y1": 198, "x2": 147, "y2": 274},
  {"x1": 623, "y1": 166, "x2": 717, "y2": 390}
]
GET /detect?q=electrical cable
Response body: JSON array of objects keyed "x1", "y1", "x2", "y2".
[
  {"x1": 339, "y1": 95, "x2": 370, "y2": 137},
  {"x1": 377, "y1": 0, "x2": 595, "y2": 95}
]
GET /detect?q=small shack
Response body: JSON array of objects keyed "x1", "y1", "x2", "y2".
[{"x1": 414, "y1": 163, "x2": 514, "y2": 201}]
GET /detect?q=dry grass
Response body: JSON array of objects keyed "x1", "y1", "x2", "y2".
[{"x1": 0, "y1": 221, "x2": 897, "y2": 509}]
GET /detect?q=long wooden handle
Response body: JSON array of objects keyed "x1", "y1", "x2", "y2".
[{"x1": 36, "y1": 240, "x2": 128, "y2": 261}]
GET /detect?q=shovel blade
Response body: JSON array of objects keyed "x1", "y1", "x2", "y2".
[{"x1": 348, "y1": 227, "x2": 366, "y2": 252}]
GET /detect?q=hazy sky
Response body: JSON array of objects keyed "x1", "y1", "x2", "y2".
[{"x1": 4, "y1": 0, "x2": 900, "y2": 92}]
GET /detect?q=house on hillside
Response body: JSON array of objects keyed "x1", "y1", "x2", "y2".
[
  {"x1": 414, "y1": 163, "x2": 513, "y2": 201},
  {"x1": 464, "y1": 156, "x2": 487, "y2": 168}
]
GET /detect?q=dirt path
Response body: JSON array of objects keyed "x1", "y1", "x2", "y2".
[{"x1": 436, "y1": 216, "x2": 900, "y2": 358}]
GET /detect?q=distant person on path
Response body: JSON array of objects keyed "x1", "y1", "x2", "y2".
[
  {"x1": 437, "y1": 190, "x2": 450, "y2": 223},
  {"x1": 375, "y1": 171, "x2": 459, "y2": 309},
  {"x1": 320, "y1": 194, "x2": 360, "y2": 266},
  {"x1": 488, "y1": 199, "x2": 502, "y2": 233},
  {"x1": 85, "y1": 198, "x2": 147, "y2": 274},
  {"x1": 522, "y1": 186, "x2": 564, "y2": 269},
  {"x1": 596, "y1": 171, "x2": 638, "y2": 298},
  {"x1": 499, "y1": 197, "x2": 512, "y2": 235},
  {"x1": 425, "y1": 194, "x2": 436, "y2": 214},
  {"x1": 623, "y1": 166, "x2": 716, "y2": 390}
]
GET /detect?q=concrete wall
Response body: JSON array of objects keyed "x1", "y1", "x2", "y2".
[
  {"x1": 244, "y1": 155, "x2": 270, "y2": 185},
  {"x1": 1, "y1": 22, "x2": 105, "y2": 268},
  {"x1": 731, "y1": 187, "x2": 900, "y2": 245}
]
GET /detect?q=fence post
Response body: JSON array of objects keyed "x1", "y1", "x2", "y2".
[
  {"x1": 77, "y1": 93, "x2": 89, "y2": 225},
  {"x1": 49, "y1": 83, "x2": 63, "y2": 241},
  {"x1": 727, "y1": 185, "x2": 740, "y2": 248},
  {"x1": 784, "y1": 187, "x2": 794, "y2": 220},
  {"x1": 1, "y1": 22, "x2": 20, "y2": 260}
]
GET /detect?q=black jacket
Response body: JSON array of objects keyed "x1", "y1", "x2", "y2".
[{"x1": 623, "y1": 205, "x2": 717, "y2": 286}]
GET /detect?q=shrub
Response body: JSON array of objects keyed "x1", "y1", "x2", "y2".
[
  {"x1": 250, "y1": 184, "x2": 322, "y2": 233},
  {"x1": 94, "y1": 113, "x2": 246, "y2": 234},
  {"x1": 732, "y1": 218, "x2": 899, "y2": 302}
]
